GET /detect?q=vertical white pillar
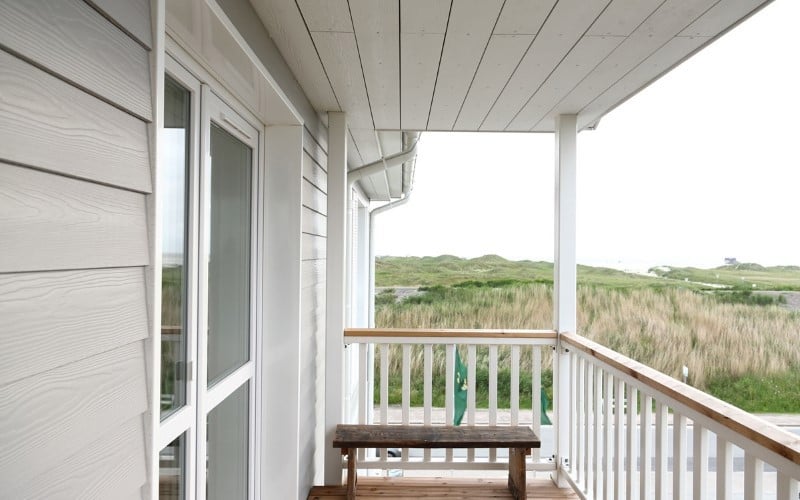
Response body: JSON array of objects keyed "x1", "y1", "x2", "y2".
[
  {"x1": 553, "y1": 114, "x2": 578, "y2": 487},
  {"x1": 325, "y1": 112, "x2": 348, "y2": 485},
  {"x1": 262, "y1": 125, "x2": 304, "y2": 499}
]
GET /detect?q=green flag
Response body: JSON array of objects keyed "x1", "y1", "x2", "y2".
[
  {"x1": 540, "y1": 388, "x2": 552, "y2": 425},
  {"x1": 453, "y1": 348, "x2": 467, "y2": 426}
]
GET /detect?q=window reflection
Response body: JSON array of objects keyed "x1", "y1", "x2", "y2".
[
  {"x1": 206, "y1": 123, "x2": 252, "y2": 385},
  {"x1": 159, "y1": 433, "x2": 185, "y2": 499},
  {"x1": 161, "y1": 75, "x2": 190, "y2": 417}
]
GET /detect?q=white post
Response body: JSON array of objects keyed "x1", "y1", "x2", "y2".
[
  {"x1": 262, "y1": 125, "x2": 304, "y2": 498},
  {"x1": 325, "y1": 112, "x2": 348, "y2": 485},
  {"x1": 554, "y1": 114, "x2": 578, "y2": 487}
]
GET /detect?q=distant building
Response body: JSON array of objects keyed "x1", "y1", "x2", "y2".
[{"x1": 725, "y1": 257, "x2": 739, "y2": 265}]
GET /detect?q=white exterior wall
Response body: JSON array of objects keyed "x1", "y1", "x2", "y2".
[{"x1": 0, "y1": 0, "x2": 156, "y2": 498}]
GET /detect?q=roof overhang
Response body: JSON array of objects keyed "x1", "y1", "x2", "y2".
[{"x1": 251, "y1": 0, "x2": 774, "y2": 200}]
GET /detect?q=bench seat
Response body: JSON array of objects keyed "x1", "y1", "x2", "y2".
[{"x1": 333, "y1": 424, "x2": 540, "y2": 500}]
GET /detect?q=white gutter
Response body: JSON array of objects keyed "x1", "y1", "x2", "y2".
[{"x1": 347, "y1": 133, "x2": 420, "y2": 188}]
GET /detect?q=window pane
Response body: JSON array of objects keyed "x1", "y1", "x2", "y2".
[
  {"x1": 159, "y1": 433, "x2": 185, "y2": 500},
  {"x1": 161, "y1": 75, "x2": 190, "y2": 417},
  {"x1": 207, "y1": 383, "x2": 249, "y2": 500},
  {"x1": 206, "y1": 123, "x2": 252, "y2": 384}
]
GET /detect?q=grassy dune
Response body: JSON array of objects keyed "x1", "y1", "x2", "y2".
[{"x1": 375, "y1": 256, "x2": 800, "y2": 412}]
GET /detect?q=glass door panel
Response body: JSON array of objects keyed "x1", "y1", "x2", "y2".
[
  {"x1": 206, "y1": 383, "x2": 249, "y2": 500},
  {"x1": 161, "y1": 75, "x2": 191, "y2": 417},
  {"x1": 206, "y1": 123, "x2": 252, "y2": 385}
]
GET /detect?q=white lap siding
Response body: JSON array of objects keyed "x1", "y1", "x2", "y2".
[{"x1": 0, "y1": 0, "x2": 154, "y2": 498}]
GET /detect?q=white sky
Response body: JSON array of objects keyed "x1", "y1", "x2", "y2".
[{"x1": 374, "y1": 0, "x2": 800, "y2": 271}]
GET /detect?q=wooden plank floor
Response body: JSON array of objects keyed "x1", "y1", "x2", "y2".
[{"x1": 307, "y1": 477, "x2": 579, "y2": 499}]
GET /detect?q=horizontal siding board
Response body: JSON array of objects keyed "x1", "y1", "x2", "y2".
[
  {"x1": 0, "y1": 50, "x2": 151, "y2": 192},
  {"x1": 0, "y1": 163, "x2": 149, "y2": 273},
  {"x1": 86, "y1": 0, "x2": 153, "y2": 48},
  {"x1": 0, "y1": 268, "x2": 149, "y2": 387},
  {"x1": 0, "y1": 342, "x2": 148, "y2": 493},
  {"x1": 304, "y1": 126, "x2": 328, "y2": 160},
  {"x1": 303, "y1": 151, "x2": 328, "y2": 193},
  {"x1": 302, "y1": 206, "x2": 327, "y2": 237},
  {"x1": 302, "y1": 179, "x2": 327, "y2": 216},
  {"x1": 302, "y1": 233, "x2": 327, "y2": 261},
  {"x1": 0, "y1": 0, "x2": 152, "y2": 120},
  {"x1": 8, "y1": 415, "x2": 147, "y2": 500}
]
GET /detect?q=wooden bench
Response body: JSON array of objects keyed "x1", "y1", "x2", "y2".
[{"x1": 333, "y1": 424, "x2": 540, "y2": 500}]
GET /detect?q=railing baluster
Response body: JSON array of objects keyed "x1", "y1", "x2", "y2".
[
  {"x1": 605, "y1": 372, "x2": 614, "y2": 500},
  {"x1": 511, "y1": 345, "x2": 520, "y2": 426},
  {"x1": 693, "y1": 424, "x2": 708, "y2": 500},
  {"x1": 585, "y1": 360, "x2": 594, "y2": 492},
  {"x1": 467, "y1": 344, "x2": 476, "y2": 462},
  {"x1": 777, "y1": 474, "x2": 799, "y2": 500},
  {"x1": 423, "y1": 344, "x2": 432, "y2": 463},
  {"x1": 594, "y1": 367, "x2": 604, "y2": 499},
  {"x1": 489, "y1": 345, "x2": 498, "y2": 462},
  {"x1": 576, "y1": 356, "x2": 585, "y2": 485},
  {"x1": 358, "y1": 343, "x2": 369, "y2": 462},
  {"x1": 716, "y1": 438, "x2": 732, "y2": 500},
  {"x1": 674, "y1": 411, "x2": 687, "y2": 500},
  {"x1": 744, "y1": 453, "x2": 764, "y2": 500},
  {"x1": 569, "y1": 350, "x2": 577, "y2": 475},
  {"x1": 380, "y1": 343, "x2": 389, "y2": 460},
  {"x1": 655, "y1": 402, "x2": 668, "y2": 500},
  {"x1": 533, "y1": 345, "x2": 542, "y2": 463},
  {"x1": 615, "y1": 377, "x2": 625, "y2": 500},
  {"x1": 445, "y1": 344, "x2": 455, "y2": 463},
  {"x1": 627, "y1": 384, "x2": 638, "y2": 500},
  {"x1": 402, "y1": 344, "x2": 411, "y2": 460},
  {"x1": 640, "y1": 395, "x2": 653, "y2": 500}
]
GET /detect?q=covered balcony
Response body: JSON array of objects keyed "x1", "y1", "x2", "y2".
[{"x1": 309, "y1": 327, "x2": 799, "y2": 499}]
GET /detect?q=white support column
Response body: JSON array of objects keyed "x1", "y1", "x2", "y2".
[
  {"x1": 262, "y1": 125, "x2": 304, "y2": 498},
  {"x1": 553, "y1": 114, "x2": 578, "y2": 487},
  {"x1": 325, "y1": 112, "x2": 348, "y2": 485}
]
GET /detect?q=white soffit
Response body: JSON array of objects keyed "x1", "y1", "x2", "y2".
[{"x1": 252, "y1": 0, "x2": 772, "y2": 134}]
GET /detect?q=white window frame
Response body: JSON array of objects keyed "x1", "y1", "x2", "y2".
[{"x1": 158, "y1": 53, "x2": 264, "y2": 500}]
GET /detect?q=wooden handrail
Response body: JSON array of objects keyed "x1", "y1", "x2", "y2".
[
  {"x1": 345, "y1": 328, "x2": 558, "y2": 340},
  {"x1": 561, "y1": 332, "x2": 800, "y2": 466}
]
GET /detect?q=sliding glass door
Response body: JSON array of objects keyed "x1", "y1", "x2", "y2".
[{"x1": 159, "y1": 56, "x2": 260, "y2": 500}]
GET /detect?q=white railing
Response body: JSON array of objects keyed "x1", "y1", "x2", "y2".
[
  {"x1": 344, "y1": 328, "x2": 558, "y2": 472},
  {"x1": 561, "y1": 333, "x2": 800, "y2": 500}
]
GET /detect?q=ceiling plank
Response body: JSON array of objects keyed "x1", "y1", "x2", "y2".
[
  {"x1": 427, "y1": 0, "x2": 504, "y2": 131},
  {"x1": 479, "y1": 0, "x2": 610, "y2": 131},
  {"x1": 546, "y1": 0, "x2": 717, "y2": 128},
  {"x1": 378, "y1": 131, "x2": 403, "y2": 197},
  {"x1": 587, "y1": 0, "x2": 665, "y2": 36},
  {"x1": 401, "y1": 0, "x2": 450, "y2": 34},
  {"x1": 576, "y1": 35, "x2": 711, "y2": 130},
  {"x1": 507, "y1": 35, "x2": 625, "y2": 131},
  {"x1": 350, "y1": 129, "x2": 382, "y2": 163},
  {"x1": 494, "y1": 0, "x2": 557, "y2": 35},
  {"x1": 312, "y1": 31, "x2": 374, "y2": 128},
  {"x1": 679, "y1": 0, "x2": 770, "y2": 37},
  {"x1": 400, "y1": 31, "x2": 446, "y2": 129},
  {"x1": 251, "y1": 0, "x2": 339, "y2": 111},
  {"x1": 297, "y1": 0, "x2": 352, "y2": 32},
  {"x1": 347, "y1": 129, "x2": 365, "y2": 168},
  {"x1": 351, "y1": 0, "x2": 400, "y2": 130},
  {"x1": 453, "y1": 34, "x2": 533, "y2": 130}
]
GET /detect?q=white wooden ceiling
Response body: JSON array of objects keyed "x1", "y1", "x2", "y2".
[{"x1": 250, "y1": 0, "x2": 772, "y2": 197}]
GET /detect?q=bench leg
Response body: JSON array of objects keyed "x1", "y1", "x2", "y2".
[
  {"x1": 507, "y1": 447, "x2": 526, "y2": 500},
  {"x1": 345, "y1": 448, "x2": 357, "y2": 499}
]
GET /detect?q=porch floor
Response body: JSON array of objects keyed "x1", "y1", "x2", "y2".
[{"x1": 307, "y1": 476, "x2": 578, "y2": 499}]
